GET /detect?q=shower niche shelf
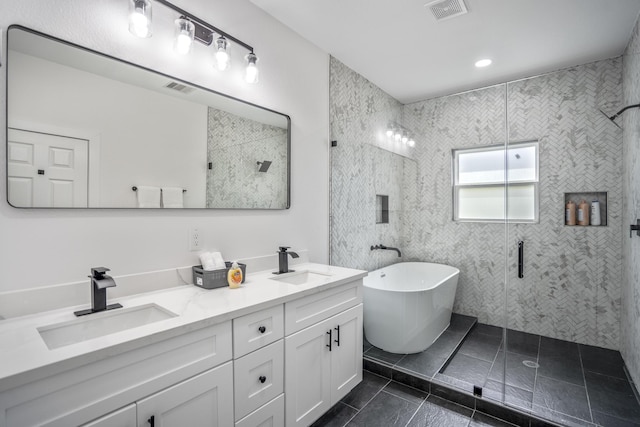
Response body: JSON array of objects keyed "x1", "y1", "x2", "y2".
[{"x1": 564, "y1": 192, "x2": 607, "y2": 226}]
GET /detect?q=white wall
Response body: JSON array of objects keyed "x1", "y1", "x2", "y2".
[{"x1": 0, "y1": 0, "x2": 330, "y2": 291}]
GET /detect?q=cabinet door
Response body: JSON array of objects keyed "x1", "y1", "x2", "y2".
[
  {"x1": 284, "y1": 320, "x2": 332, "y2": 427},
  {"x1": 137, "y1": 361, "x2": 233, "y2": 427},
  {"x1": 81, "y1": 404, "x2": 136, "y2": 427},
  {"x1": 330, "y1": 304, "x2": 363, "y2": 403}
]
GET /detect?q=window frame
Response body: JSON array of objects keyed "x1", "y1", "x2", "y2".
[{"x1": 452, "y1": 141, "x2": 539, "y2": 223}]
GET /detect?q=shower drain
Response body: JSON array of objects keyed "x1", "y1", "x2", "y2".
[{"x1": 522, "y1": 360, "x2": 539, "y2": 368}]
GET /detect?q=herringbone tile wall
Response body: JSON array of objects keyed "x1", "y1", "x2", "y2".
[
  {"x1": 330, "y1": 58, "x2": 411, "y2": 272},
  {"x1": 504, "y1": 60, "x2": 623, "y2": 349},
  {"x1": 207, "y1": 108, "x2": 288, "y2": 208},
  {"x1": 330, "y1": 56, "x2": 624, "y2": 350},
  {"x1": 622, "y1": 18, "x2": 640, "y2": 385}
]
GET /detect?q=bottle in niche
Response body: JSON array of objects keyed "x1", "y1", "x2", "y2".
[
  {"x1": 591, "y1": 200, "x2": 601, "y2": 226},
  {"x1": 565, "y1": 200, "x2": 576, "y2": 225},
  {"x1": 577, "y1": 200, "x2": 590, "y2": 226}
]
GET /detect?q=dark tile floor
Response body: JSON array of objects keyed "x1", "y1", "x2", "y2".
[
  {"x1": 312, "y1": 370, "x2": 519, "y2": 427},
  {"x1": 359, "y1": 314, "x2": 640, "y2": 427}
]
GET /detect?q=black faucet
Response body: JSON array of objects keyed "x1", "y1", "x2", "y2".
[
  {"x1": 274, "y1": 246, "x2": 299, "y2": 274},
  {"x1": 74, "y1": 267, "x2": 123, "y2": 316},
  {"x1": 370, "y1": 244, "x2": 402, "y2": 257}
]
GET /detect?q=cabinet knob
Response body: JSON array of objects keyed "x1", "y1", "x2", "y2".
[
  {"x1": 259, "y1": 375, "x2": 267, "y2": 383},
  {"x1": 258, "y1": 326, "x2": 266, "y2": 333}
]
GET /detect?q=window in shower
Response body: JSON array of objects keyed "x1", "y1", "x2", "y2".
[{"x1": 452, "y1": 141, "x2": 539, "y2": 222}]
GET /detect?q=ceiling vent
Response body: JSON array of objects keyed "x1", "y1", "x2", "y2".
[
  {"x1": 164, "y1": 81, "x2": 195, "y2": 94},
  {"x1": 425, "y1": 0, "x2": 468, "y2": 21}
]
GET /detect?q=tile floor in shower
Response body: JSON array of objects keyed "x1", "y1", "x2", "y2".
[{"x1": 322, "y1": 313, "x2": 640, "y2": 427}]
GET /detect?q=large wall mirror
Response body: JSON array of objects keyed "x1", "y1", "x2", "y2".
[{"x1": 6, "y1": 26, "x2": 290, "y2": 209}]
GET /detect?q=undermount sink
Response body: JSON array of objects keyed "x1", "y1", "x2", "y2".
[
  {"x1": 37, "y1": 303, "x2": 178, "y2": 350},
  {"x1": 270, "y1": 270, "x2": 333, "y2": 285}
]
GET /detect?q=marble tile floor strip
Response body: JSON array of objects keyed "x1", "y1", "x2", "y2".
[
  {"x1": 361, "y1": 313, "x2": 640, "y2": 427},
  {"x1": 312, "y1": 370, "x2": 524, "y2": 427}
]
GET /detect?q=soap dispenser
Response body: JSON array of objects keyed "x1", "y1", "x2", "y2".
[{"x1": 227, "y1": 262, "x2": 243, "y2": 289}]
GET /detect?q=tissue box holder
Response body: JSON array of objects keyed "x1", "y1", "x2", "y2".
[{"x1": 192, "y1": 262, "x2": 247, "y2": 289}]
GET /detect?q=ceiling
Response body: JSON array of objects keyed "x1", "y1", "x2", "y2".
[{"x1": 250, "y1": 0, "x2": 640, "y2": 104}]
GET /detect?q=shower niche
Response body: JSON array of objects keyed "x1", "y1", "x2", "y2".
[{"x1": 564, "y1": 192, "x2": 608, "y2": 226}]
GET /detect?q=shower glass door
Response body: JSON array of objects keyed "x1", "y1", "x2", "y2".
[
  {"x1": 504, "y1": 60, "x2": 622, "y2": 425},
  {"x1": 422, "y1": 82, "x2": 510, "y2": 409}
]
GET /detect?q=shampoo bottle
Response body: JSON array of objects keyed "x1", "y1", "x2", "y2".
[
  {"x1": 577, "y1": 200, "x2": 590, "y2": 226},
  {"x1": 591, "y1": 200, "x2": 601, "y2": 226},
  {"x1": 227, "y1": 262, "x2": 243, "y2": 289},
  {"x1": 565, "y1": 200, "x2": 576, "y2": 225}
]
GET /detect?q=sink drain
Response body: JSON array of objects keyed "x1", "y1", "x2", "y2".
[{"x1": 522, "y1": 360, "x2": 539, "y2": 368}]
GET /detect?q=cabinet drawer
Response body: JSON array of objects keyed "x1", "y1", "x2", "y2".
[
  {"x1": 233, "y1": 340, "x2": 284, "y2": 420},
  {"x1": 235, "y1": 394, "x2": 284, "y2": 427},
  {"x1": 1, "y1": 321, "x2": 232, "y2": 427},
  {"x1": 233, "y1": 304, "x2": 284, "y2": 358},
  {"x1": 284, "y1": 280, "x2": 362, "y2": 334}
]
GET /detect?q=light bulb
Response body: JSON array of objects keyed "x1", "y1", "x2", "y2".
[
  {"x1": 394, "y1": 132, "x2": 401, "y2": 141},
  {"x1": 386, "y1": 129, "x2": 394, "y2": 137},
  {"x1": 173, "y1": 18, "x2": 194, "y2": 55},
  {"x1": 129, "y1": 0, "x2": 152, "y2": 38},
  {"x1": 214, "y1": 37, "x2": 230, "y2": 71},
  {"x1": 408, "y1": 139, "x2": 415, "y2": 147},
  {"x1": 402, "y1": 135, "x2": 408, "y2": 143},
  {"x1": 245, "y1": 52, "x2": 259, "y2": 84}
]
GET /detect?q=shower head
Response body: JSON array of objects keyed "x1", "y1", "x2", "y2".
[
  {"x1": 599, "y1": 103, "x2": 640, "y2": 130},
  {"x1": 599, "y1": 108, "x2": 622, "y2": 130},
  {"x1": 257, "y1": 160, "x2": 272, "y2": 172}
]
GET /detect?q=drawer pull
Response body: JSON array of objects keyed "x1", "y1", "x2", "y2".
[
  {"x1": 258, "y1": 325, "x2": 266, "y2": 333},
  {"x1": 259, "y1": 375, "x2": 267, "y2": 383},
  {"x1": 326, "y1": 329, "x2": 332, "y2": 351},
  {"x1": 148, "y1": 415, "x2": 155, "y2": 427}
]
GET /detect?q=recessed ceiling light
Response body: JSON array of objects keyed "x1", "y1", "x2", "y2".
[{"x1": 475, "y1": 59, "x2": 492, "y2": 68}]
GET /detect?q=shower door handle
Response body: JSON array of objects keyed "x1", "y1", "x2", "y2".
[{"x1": 518, "y1": 241, "x2": 524, "y2": 279}]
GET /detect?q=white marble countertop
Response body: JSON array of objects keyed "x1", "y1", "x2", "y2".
[{"x1": 0, "y1": 263, "x2": 367, "y2": 392}]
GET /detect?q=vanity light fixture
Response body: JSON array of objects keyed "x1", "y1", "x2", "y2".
[
  {"x1": 128, "y1": 0, "x2": 259, "y2": 83},
  {"x1": 245, "y1": 52, "x2": 259, "y2": 84},
  {"x1": 173, "y1": 17, "x2": 195, "y2": 55},
  {"x1": 214, "y1": 36, "x2": 230, "y2": 71},
  {"x1": 129, "y1": 0, "x2": 152, "y2": 38},
  {"x1": 386, "y1": 122, "x2": 416, "y2": 148}
]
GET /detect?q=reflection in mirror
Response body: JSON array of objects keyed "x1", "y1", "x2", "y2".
[{"x1": 6, "y1": 26, "x2": 290, "y2": 209}]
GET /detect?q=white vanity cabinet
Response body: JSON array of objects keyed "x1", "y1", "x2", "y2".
[
  {"x1": 0, "y1": 266, "x2": 366, "y2": 427},
  {"x1": 81, "y1": 404, "x2": 136, "y2": 427},
  {"x1": 82, "y1": 363, "x2": 233, "y2": 427},
  {"x1": 0, "y1": 321, "x2": 233, "y2": 427},
  {"x1": 233, "y1": 305, "x2": 285, "y2": 427},
  {"x1": 284, "y1": 280, "x2": 363, "y2": 427},
  {"x1": 136, "y1": 362, "x2": 233, "y2": 426}
]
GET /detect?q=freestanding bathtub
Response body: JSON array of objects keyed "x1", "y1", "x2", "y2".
[{"x1": 363, "y1": 262, "x2": 460, "y2": 354}]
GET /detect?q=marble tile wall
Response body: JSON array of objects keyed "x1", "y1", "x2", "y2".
[
  {"x1": 206, "y1": 108, "x2": 288, "y2": 209},
  {"x1": 329, "y1": 58, "x2": 411, "y2": 272},
  {"x1": 622, "y1": 16, "x2": 640, "y2": 385},
  {"x1": 330, "y1": 55, "x2": 624, "y2": 350},
  {"x1": 404, "y1": 59, "x2": 623, "y2": 349}
]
